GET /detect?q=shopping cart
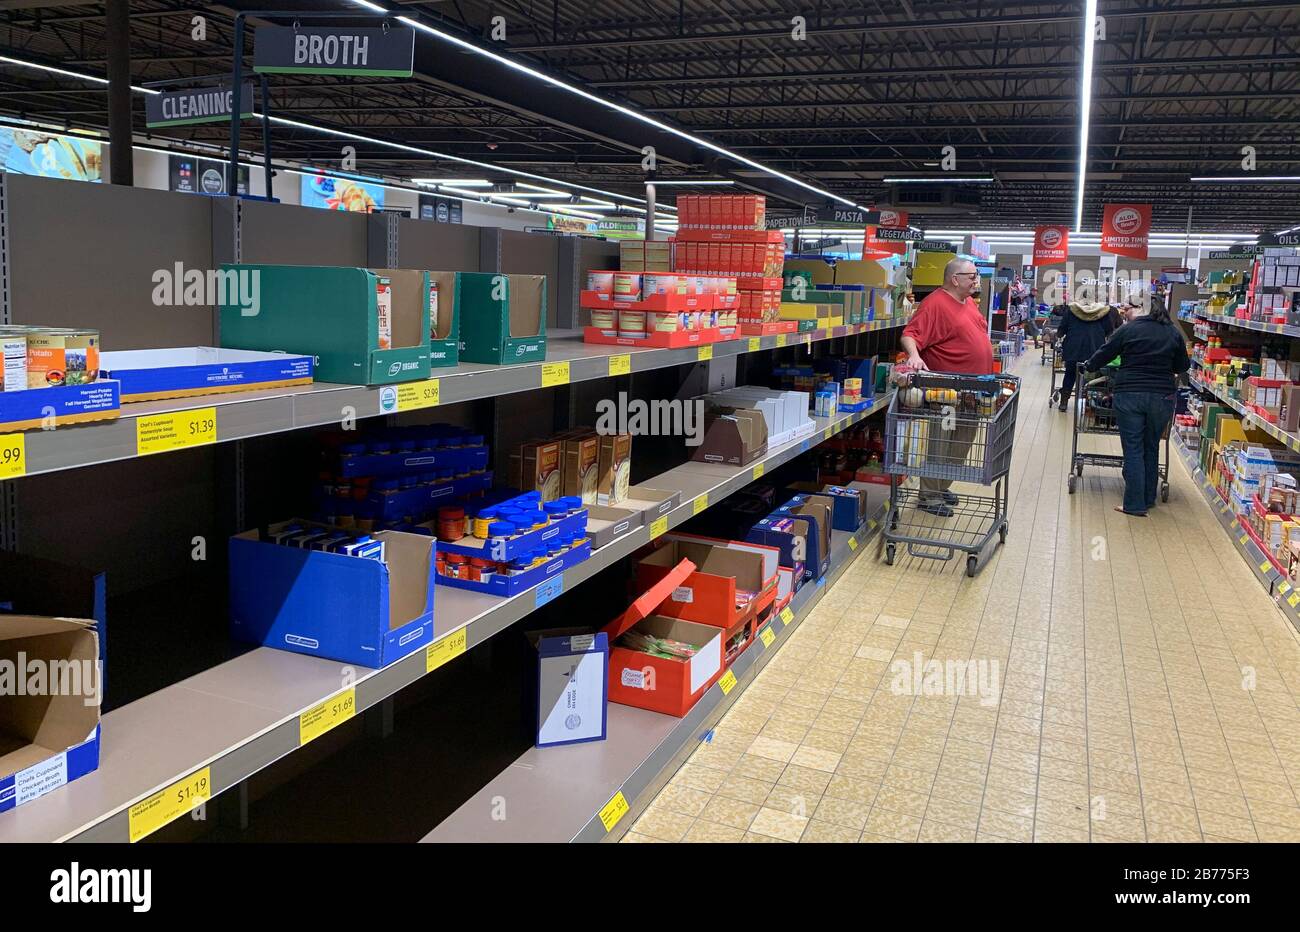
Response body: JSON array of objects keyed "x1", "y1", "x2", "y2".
[
  {"x1": 1066, "y1": 363, "x2": 1169, "y2": 499},
  {"x1": 990, "y1": 330, "x2": 1025, "y2": 371},
  {"x1": 1039, "y1": 312, "x2": 1063, "y2": 364},
  {"x1": 882, "y1": 372, "x2": 1021, "y2": 576},
  {"x1": 1047, "y1": 342, "x2": 1066, "y2": 406}
]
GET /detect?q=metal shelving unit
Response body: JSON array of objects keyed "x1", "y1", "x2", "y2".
[
  {"x1": 423, "y1": 509, "x2": 884, "y2": 843},
  {"x1": 1195, "y1": 310, "x2": 1300, "y2": 340},
  {"x1": 0, "y1": 392, "x2": 893, "y2": 843},
  {"x1": 3, "y1": 321, "x2": 906, "y2": 479},
  {"x1": 1189, "y1": 373, "x2": 1300, "y2": 455}
]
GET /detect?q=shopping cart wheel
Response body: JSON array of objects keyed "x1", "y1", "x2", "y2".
[
  {"x1": 966, "y1": 555, "x2": 978, "y2": 577},
  {"x1": 999, "y1": 524, "x2": 1008, "y2": 543},
  {"x1": 1161, "y1": 482, "x2": 1169, "y2": 503},
  {"x1": 885, "y1": 543, "x2": 896, "y2": 565},
  {"x1": 1075, "y1": 463, "x2": 1083, "y2": 477},
  {"x1": 1068, "y1": 474, "x2": 1077, "y2": 494}
]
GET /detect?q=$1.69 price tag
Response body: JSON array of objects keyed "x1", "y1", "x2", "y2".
[{"x1": 299, "y1": 687, "x2": 356, "y2": 746}]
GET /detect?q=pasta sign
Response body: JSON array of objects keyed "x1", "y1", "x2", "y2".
[
  {"x1": 1101, "y1": 204, "x2": 1152, "y2": 260},
  {"x1": 1032, "y1": 225, "x2": 1069, "y2": 265}
]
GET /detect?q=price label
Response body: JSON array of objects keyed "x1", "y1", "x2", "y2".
[
  {"x1": 776, "y1": 334, "x2": 788, "y2": 347},
  {"x1": 848, "y1": 536, "x2": 858, "y2": 551},
  {"x1": 748, "y1": 337, "x2": 761, "y2": 352},
  {"x1": 718, "y1": 669, "x2": 737, "y2": 695},
  {"x1": 1279, "y1": 581, "x2": 1292, "y2": 594},
  {"x1": 823, "y1": 428, "x2": 832, "y2": 441},
  {"x1": 752, "y1": 462, "x2": 765, "y2": 480},
  {"x1": 608, "y1": 354, "x2": 631, "y2": 377},
  {"x1": 780, "y1": 606, "x2": 794, "y2": 626},
  {"x1": 136, "y1": 407, "x2": 217, "y2": 456},
  {"x1": 1239, "y1": 534, "x2": 1249, "y2": 546},
  {"x1": 128, "y1": 767, "x2": 211, "y2": 843},
  {"x1": 598, "y1": 791, "x2": 629, "y2": 832},
  {"x1": 868, "y1": 519, "x2": 878, "y2": 530},
  {"x1": 535, "y1": 575, "x2": 564, "y2": 608},
  {"x1": 1260, "y1": 560, "x2": 1274, "y2": 574},
  {"x1": 759, "y1": 626, "x2": 775, "y2": 648},
  {"x1": 426, "y1": 629, "x2": 467, "y2": 673},
  {"x1": 650, "y1": 515, "x2": 668, "y2": 539},
  {"x1": 396, "y1": 378, "x2": 440, "y2": 412},
  {"x1": 299, "y1": 687, "x2": 356, "y2": 746},
  {"x1": 692, "y1": 494, "x2": 708, "y2": 515},
  {"x1": 1289, "y1": 592, "x2": 1300, "y2": 608},
  {"x1": 698, "y1": 345, "x2": 714, "y2": 361},
  {"x1": 0, "y1": 433, "x2": 25, "y2": 480},
  {"x1": 541, "y1": 362, "x2": 570, "y2": 387}
]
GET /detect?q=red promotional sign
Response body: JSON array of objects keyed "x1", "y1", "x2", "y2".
[
  {"x1": 862, "y1": 225, "x2": 906, "y2": 258},
  {"x1": 1101, "y1": 204, "x2": 1151, "y2": 260},
  {"x1": 875, "y1": 209, "x2": 909, "y2": 229},
  {"x1": 1032, "y1": 225, "x2": 1069, "y2": 266}
]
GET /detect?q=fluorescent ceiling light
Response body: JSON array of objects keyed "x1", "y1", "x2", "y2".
[
  {"x1": 0, "y1": 54, "x2": 158, "y2": 94},
  {"x1": 882, "y1": 177, "x2": 994, "y2": 183},
  {"x1": 411, "y1": 178, "x2": 492, "y2": 186},
  {"x1": 646, "y1": 179, "x2": 735, "y2": 186},
  {"x1": 1190, "y1": 176, "x2": 1300, "y2": 183},
  {"x1": 1075, "y1": 0, "x2": 1099, "y2": 231},
  {"x1": 349, "y1": 0, "x2": 389, "y2": 11}
]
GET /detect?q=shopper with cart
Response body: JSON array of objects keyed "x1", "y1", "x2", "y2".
[
  {"x1": 1054, "y1": 300, "x2": 1116, "y2": 412},
  {"x1": 900, "y1": 258, "x2": 995, "y2": 517},
  {"x1": 1084, "y1": 296, "x2": 1190, "y2": 516}
]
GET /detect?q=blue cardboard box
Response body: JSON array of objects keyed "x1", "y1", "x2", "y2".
[
  {"x1": 0, "y1": 379, "x2": 119, "y2": 432},
  {"x1": 359, "y1": 472, "x2": 493, "y2": 523},
  {"x1": 0, "y1": 615, "x2": 101, "y2": 814},
  {"x1": 229, "y1": 523, "x2": 436, "y2": 667},
  {"x1": 436, "y1": 539, "x2": 592, "y2": 598},
  {"x1": 528, "y1": 629, "x2": 608, "y2": 748},
  {"x1": 99, "y1": 347, "x2": 314, "y2": 403},
  {"x1": 747, "y1": 514, "x2": 813, "y2": 588},
  {"x1": 775, "y1": 494, "x2": 833, "y2": 579},
  {"x1": 437, "y1": 507, "x2": 588, "y2": 562},
  {"x1": 818, "y1": 486, "x2": 868, "y2": 531}
]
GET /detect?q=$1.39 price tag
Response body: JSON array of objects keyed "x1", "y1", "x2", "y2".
[
  {"x1": 136, "y1": 407, "x2": 217, "y2": 456},
  {"x1": 0, "y1": 433, "x2": 25, "y2": 479},
  {"x1": 128, "y1": 767, "x2": 211, "y2": 842}
]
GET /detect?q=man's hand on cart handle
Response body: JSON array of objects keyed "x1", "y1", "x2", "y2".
[{"x1": 907, "y1": 352, "x2": 929, "y2": 371}]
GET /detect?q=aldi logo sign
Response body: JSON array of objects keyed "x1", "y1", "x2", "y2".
[
  {"x1": 254, "y1": 26, "x2": 415, "y2": 77},
  {"x1": 1032, "y1": 225, "x2": 1069, "y2": 266},
  {"x1": 1101, "y1": 204, "x2": 1152, "y2": 260}
]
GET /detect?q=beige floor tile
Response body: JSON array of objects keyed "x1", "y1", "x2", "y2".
[
  {"x1": 778, "y1": 763, "x2": 835, "y2": 794},
  {"x1": 730, "y1": 754, "x2": 787, "y2": 784},
  {"x1": 812, "y1": 796, "x2": 874, "y2": 830},
  {"x1": 824, "y1": 774, "x2": 882, "y2": 805},
  {"x1": 622, "y1": 831, "x2": 669, "y2": 843},
  {"x1": 670, "y1": 763, "x2": 730, "y2": 793},
  {"x1": 864, "y1": 807, "x2": 923, "y2": 841},
  {"x1": 764, "y1": 785, "x2": 819, "y2": 818},
  {"x1": 630, "y1": 806, "x2": 695, "y2": 842},
  {"x1": 790, "y1": 745, "x2": 844, "y2": 773},
  {"x1": 800, "y1": 819, "x2": 861, "y2": 843},
  {"x1": 919, "y1": 820, "x2": 977, "y2": 842},
  {"x1": 655, "y1": 783, "x2": 714, "y2": 817},
  {"x1": 1034, "y1": 821, "x2": 1091, "y2": 842},
  {"x1": 873, "y1": 784, "x2": 931, "y2": 818},
  {"x1": 978, "y1": 808, "x2": 1034, "y2": 842},
  {"x1": 699, "y1": 796, "x2": 760, "y2": 831},
  {"x1": 748, "y1": 806, "x2": 811, "y2": 842},
  {"x1": 742, "y1": 831, "x2": 791, "y2": 843},
  {"x1": 683, "y1": 820, "x2": 747, "y2": 843}
]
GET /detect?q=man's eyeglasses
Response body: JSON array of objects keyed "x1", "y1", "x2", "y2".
[{"x1": 955, "y1": 272, "x2": 980, "y2": 279}]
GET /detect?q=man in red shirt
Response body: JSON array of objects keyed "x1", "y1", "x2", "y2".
[{"x1": 900, "y1": 258, "x2": 995, "y2": 516}]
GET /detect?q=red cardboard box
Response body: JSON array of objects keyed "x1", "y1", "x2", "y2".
[
  {"x1": 635, "y1": 535, "x2": 769, "y2": 631},
  {"x1": 602, "y1": 558, "x2": 724, "y2": 717}
]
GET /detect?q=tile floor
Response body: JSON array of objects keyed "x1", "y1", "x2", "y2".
[{"x1": 624, "y1": 350, "x2": 1300, "y2": 843}]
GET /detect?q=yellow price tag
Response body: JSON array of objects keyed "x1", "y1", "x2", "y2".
[
  {"x1": 128, "y1": 767, "x2": 211, "y2": 843},
  {"x1": 823, "y1": 428, "x2": 832, "y2": 441},
  {"x1": 299, "y1": 687, "x2": 356, "y2": 746},
  {"x1": 698, "y1": 345, "x2": 714, "y2": 361},
  {"x1": 396, "y1": 378, "x2": 440, "y2": 412},
  {"x1": 692, "y1": 494, "x2": 708, "y2": 515},
  {"x1": 541, "y1": 361, "x2": 570, "y2": 387},
  {"x1": 608, "y1": 354, "x2": 631, "y2": 377},
  {"x1": 0, "y1": 433, "x2": 25, "y2": 480},
  {"x1": 776, "y1": 334, "x2": 788, "y2": 347},
  {"x1": 718, "y1": 669, "x2": 737, "y2": 694},
  {"x1": 780, "y1": 606, "x2": 794, "y2": 626},
  {"x1": 848, "y1": 536, "x2": 858, "y2": 551},
  {"x1": 426, "y1": 629, "x2": 467, "y2": 674},
  {"x1": 1280, "y1": 581, "x2": 1292, "y2": 594},
  {"x1": 136, "y1": 407, "x2": 217, "y2": 456},
  {"x1": 1289, "y1": 592, "x2": 1300, "y2": 608},
  {"x1": 650, "y1": 515, "x2": 668, "y2": 539},
  {"x1": 752, "y1": 462, "x2": 765, "y2": 480},
  {"x1": 1260, "y1": 560, "x2": 1274, "y2": 574},
  {"x1": 598, "y1": 791, "x2": 629, "y2": 832},
  {"x1": 760, "y1": 626, "x2": 775, "y2": 648},
  {"x1": 868, "y1": 519, "x2": 877, "y2": 530},
  {"x1": 748, "y1": 337, "x2": 761, "y2": 352},
  {"x1": 1239, "y1": 534, "x2": 1249, "y2": 546}
]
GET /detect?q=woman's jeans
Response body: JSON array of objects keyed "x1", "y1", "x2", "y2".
[{"x1": 1113, "y1": 391, "x2": 1174, "y2": 513}]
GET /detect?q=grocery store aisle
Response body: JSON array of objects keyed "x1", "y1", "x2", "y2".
[{"x1": 624, "y1": 351, "x2": 1300, "y2": 843}]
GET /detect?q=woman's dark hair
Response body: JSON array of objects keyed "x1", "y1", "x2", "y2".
[{"x1": 1147, "y1": 294, "x2": 1171, "y2": 324}]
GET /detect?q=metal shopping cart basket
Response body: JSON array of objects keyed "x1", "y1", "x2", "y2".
[
  {"x1": 882, "y1": 371, "x2": 1021, "y2": 576},
  {"x1": 990, "y1": 330, "x2": 1025, "y2": 371},
  {"x1": 1039, "y1": 312, "x2": 1063, "y2": 365},
  {"x1": 1047, "y1": 341, "x2": 1066, "y2": 406},
  {"x1": 1066, "y1": 363, "x2": 1169, "y2": 499}
]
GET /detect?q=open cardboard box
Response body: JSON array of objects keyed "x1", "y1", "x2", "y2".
[
  {"x1": 0, "y1": 615, "x2": 101, "y2": 814},
  {"x1": 634, "y1": 535, "x2": 767, "y2": 631},
  {"x1": 776, "y1": 494, "x2": 834, "y2": 579},
  {"x1": 747, "y1": 513, "x2": 812, "y2": 589},
  {"x1": 457, "y1": 272, "x2": 547, "y2": 364},
  {"x1": 100, "y1": 347, "x2": 314, "y2": 403},
  {"x1": 625, "y1": 485, "x2": 681, "y2": 520},
  {"x1": 585, "y1": 503, "x2": 644, "y2": 550},
  {"x1": 602, "y1": 559, "x2": 723, "y2": 717},
  {"x1": 229, "y1": 521, "x2": 436, "y2": 666},
  {"x1": 425, "y1": 271, "x2": 464, "y2": 368},
  {"x1": 692, "y1": 404, "x2": 768, "y2": 467}
]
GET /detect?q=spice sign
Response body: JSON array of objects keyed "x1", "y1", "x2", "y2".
[
  {"x1": 254, "y1": 26, "x2": 415, "y2": 77},
  {"x1": 145, "y1": 82, "x2": 254, "y2": 128}
]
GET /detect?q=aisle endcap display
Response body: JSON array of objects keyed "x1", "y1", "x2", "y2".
[
  {"x1": 100, "y1": 347, "x2": 315, "y2": 402},
  {"x1": 0, "y1": 615, "x2": 102, "y2": 814}
]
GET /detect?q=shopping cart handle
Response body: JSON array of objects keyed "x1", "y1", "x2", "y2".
[{"x1": 909, "y1": 372, "x2": 1015, "y2": 393}]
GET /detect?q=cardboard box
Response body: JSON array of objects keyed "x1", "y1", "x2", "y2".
[
  {"x1": 602, "y1": 558, "x2": 723, "y2": 717},
  {"x1": 0, "y1": 615, "x2": 101, "y2": 814},
  {"x1": 513, "y1": 438, "x2": 563, "y2": 500},
  {"x1": 625, "y1": 484, "x2": 680, "y2": 519},
  {"x1": 635, "y1": 536, "x2": 767, "y2": 631},
  {"x1": 597, "y1": 433, "x2": 633, "y2": 505},
  {"x1": 100, "y1": 347, "x2": 314, "y2": 402},
  {"x1": 229, "y1": 522, "x2": 436, "y2": 665},
  {"x1": 693, "y1": 405, "x2": 768, "y2": 466},
  {"x1": 528, "y1": 629, "x2": 608, "y2": 748},
  {"x1": 585, "y1": 503, "x2": 643, "y2": 549},
  {"x1": 0, "y1": 379, "x2": 120, "y2": 432},
  {"x1": 561, "y1": 433, "x2": 601, "y2": 503},
  {"x1": 456, "y1": 272, "x2": 547, "y2": 365},
  {"x1": 425, "y1": 271, "x2": 464, "y2": 368},
  {"x1": 775, "y1": 493, "x2": 834, "y2": 579},
  {"x1": 1282, "y1": 383, "x2": 1300, "y2": 434},
  {"x1": 746, "y1": 514, "x2": 810, "y2": 588}
]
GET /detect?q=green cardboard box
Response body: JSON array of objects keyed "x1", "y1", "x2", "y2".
[
  {"x1": 219, "y1": 264, "x2": 431, "y2": 385},
  {"x1": 457, "y1": 272, "x2": 547, "y2": 365},
  {"x1": 427, "y1": 271, "x2": 463, "y2": 369}
]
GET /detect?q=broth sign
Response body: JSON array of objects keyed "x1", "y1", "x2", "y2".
[
  {"x1": 145, "y1": 82, "x2": 254, "y2": 128},
  {"x1": 254, "y1": 26, "x2": 415, "y2": 77}
]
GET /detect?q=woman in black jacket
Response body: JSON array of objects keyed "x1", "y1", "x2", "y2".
[
  {"x1": 1084, "y1": 296, "x2": 1190, "y2": 516},
  {"x1": 1055, "y1": 301, "x2": 1117, "y2": 411}
]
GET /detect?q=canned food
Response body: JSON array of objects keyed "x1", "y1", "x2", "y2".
[
  {"x1": 613, "y1": 272, "x2": 642, "y2": 301},
  {"x1": 645, "y1": 311, "x2": 678, "y2": 333},
  {"x1": 1, "y1": 331, "x2": 26, "y2": 392},
  {"x1": 26, "y1": 328, "x2": 99, "y2": 388}
]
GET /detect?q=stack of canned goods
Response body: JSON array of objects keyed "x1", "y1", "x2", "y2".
[{"x1": 0, "y1": 325, "x2": 100, "y2": 391}]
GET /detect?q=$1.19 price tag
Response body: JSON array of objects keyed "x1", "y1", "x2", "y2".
[{"x1": 128, "y1": 767, "x2": 211, "y2": 843}]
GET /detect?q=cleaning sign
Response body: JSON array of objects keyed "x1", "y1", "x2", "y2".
[{"x1": 254, "y1": 26, "x2": 415, "y2": 77}]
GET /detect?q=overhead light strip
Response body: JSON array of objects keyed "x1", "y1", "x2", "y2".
[
  {"x1": 1190, "y1": 176, "x2": 1300, "y2": 183},
  {"x1": 1074, "y1": 0, "x2": 1099, "y2": 231}
]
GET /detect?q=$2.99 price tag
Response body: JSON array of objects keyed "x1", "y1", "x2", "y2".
[
  {"x1": 136, "y1": 407, "x2": 217, "y2": 456},
  {"x1": 396, "y1": 378, "x2": 440, "y2": 411},
  {"x1": 127, "y1": 767, "x2": 211, "y2": 843},
  {"x1": 299, "y1": 687, "x2": 356, "y2": 746},
  {"x1": 0, "y1": 433, "x2": 25, "y2": 479}
]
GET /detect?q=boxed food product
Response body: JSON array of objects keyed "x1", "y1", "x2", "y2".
[
  {"x1": 692, "y1": 404, "x2": 768, "y2": 467},
  {"x1": 512, "y1": 438, "x2": 563, "y2": 501},
  {"x1": 527, "y1": 628, "x2": 608, "y2": 748},
  {"x1": 0, "y1": 378, "x2": 120, "y2": 431},
  {"x1": 561, "y1": 432, "x2": 601, "y2": 503},
  {"x1": 597, "y1": 432, "x2": 633, "y2": 505},
  {"x1": 100, "y1": 347, "x2": 314, "y2": 402}
]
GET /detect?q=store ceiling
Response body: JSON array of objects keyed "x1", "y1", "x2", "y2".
[{"x1": 0, "y1": 0, "x2": 1296, "y2": 232}]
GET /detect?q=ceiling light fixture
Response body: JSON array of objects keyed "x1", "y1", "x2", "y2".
[
  {"x1": 1190, "y1": 176, "x2": 1300, "y2": 183},
  {"x1": 881, "y1": 177, "x2": 994, "y2": 184},
  {"x1": 644, "y1": 179, "x2": 735, "y2": 186},
  {"x1": 1074, "y1": 0, "x2": 1099, "y2": 231}
]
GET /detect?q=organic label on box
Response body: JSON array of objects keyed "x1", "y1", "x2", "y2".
[
  {"x1": 748, "y1": 338, "x2": 761, "y2": 352},
  {"x1": 649, "y1": 515, "x2": 668, "y2": 539},
  {"x1": 780, "y1": 606, "x2": 794, "y2": 626},
  {"x1": 608, "y1": 354, "x2": 631, "y2": 377},
  {"x1": 599, "y1": 791, "x2": 629, "y2": 832},
  {"x1": 426, "y1": 629, "x2": 467, "y2": 673},
  {"x1": 136, "y1": 407, "x2": 217, "y2": 456},
  {"x1": 0, "y1": 433, "x2": 25, "y2": 479},
  {"x1": 760, "y1": 626, "x2": 775, "y2": 648},
  {"x1": 718, "y1": 669, "x2": 737, "y2": 694},
  {"x1": 299, "y1": 687, "x2": 356, "y2": 746},
  {"x1": 698, "y1": 345, "x2": 714, "y2": 361},
  {"x1": 541, "y1": 361, "x2": 570, "y2": 387},
  {"x1": 128, "y1": 767, "x2": 210, "y2": 843},
  {"x1": 692, "y1": 494, "x2": 708, "y2": 515},
  {"x1": 396, "y1": 378, "x2": 440, "y2": 411}
]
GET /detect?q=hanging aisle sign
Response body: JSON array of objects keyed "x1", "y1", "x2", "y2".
[
  {"x1": 1101, "y1": 204, "x2": 1152, "y2": 260},
  {"x1": 253, "y1": 26, "x2": 415, "y2": 77},
  {"x1": 876, "y1": 227, "x2": 924, "y2": 242},
  {"x1": 1032, "y1": 225, "x2": 1069, "y2": 265},
  {"x1": 145, "y1": 82, "x2": 254, "y2": 128}
]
